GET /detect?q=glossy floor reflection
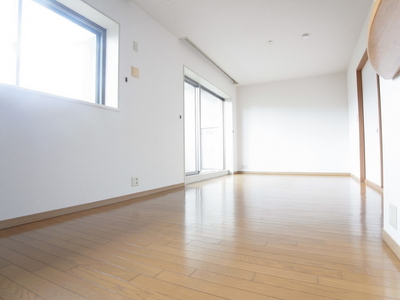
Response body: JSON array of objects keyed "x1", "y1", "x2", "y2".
[{"x1": 0, "y1": 174, "x2": 399, "y2": 299}]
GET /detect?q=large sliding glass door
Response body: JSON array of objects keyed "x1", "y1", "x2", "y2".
[{"x1": 184, "y1": 77, "x2": 224, "y2": 176}]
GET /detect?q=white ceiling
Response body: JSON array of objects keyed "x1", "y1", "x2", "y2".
[{"x1": 130, "y1": 0, "x2": 373, "y2": 86}]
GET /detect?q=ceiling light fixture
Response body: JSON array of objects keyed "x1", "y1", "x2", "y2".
[
  {"x1": 302, "y1": 33, "x2": 310, "y2": 39},
  {"x1": 267, "y1": 40, "x2": 274, "y2": 45}
]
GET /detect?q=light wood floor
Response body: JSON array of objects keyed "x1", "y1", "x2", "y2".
[{"x1": 1, "y1": 174, "x2": 399, "y2": 300}]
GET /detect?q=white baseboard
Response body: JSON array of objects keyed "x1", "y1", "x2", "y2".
[
  {"x1": 365, "y1": 179, "x2": 383, "y2": 192},
  {"x1": 382, "y1": 229, "x2": 400, "y2": 260},
  {"x1": 350, "y1": 173, "x2": 361, "y2": 181}
]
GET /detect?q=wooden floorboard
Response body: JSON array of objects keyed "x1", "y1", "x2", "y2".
[{"x1": 0, "y1": 174, "x2": 399, "y2": 299}]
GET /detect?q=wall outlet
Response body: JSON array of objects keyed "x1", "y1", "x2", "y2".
[
  {"x1": 131, "y1": 177, "x2": 139, "y2": 187},
  {"x1": 389, "y1": 204, "x2": 398, "y2": 229}
]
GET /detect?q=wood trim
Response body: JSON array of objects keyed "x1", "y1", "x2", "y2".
[
  {"x1": 235, "y1": 171, "x2": 350, "y2": 177},
  {"x1": 0, "y1": 183, "x2": 184, "y2": 230},
  {"x1": 356, "y1": 50, "x2": 368, "y2": 183},
  {"x1": 357, "y1": 51, "x2": 384, "y2": 189},
  {"x1": 382, "y1": 229, "x2": 400, "y2": 260},
  {"x1": 357, "y1": 49, "x2": 369, "y2": 70}
]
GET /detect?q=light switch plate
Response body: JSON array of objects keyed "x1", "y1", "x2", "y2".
[
  {"x1": 131, "y1": 66, "x2": 139, "y2": 79},
  {"x1": 133, "y1": 41, "x2": 138, "y2": 52}
]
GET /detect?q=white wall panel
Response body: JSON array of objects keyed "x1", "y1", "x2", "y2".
[
  {"x1": 237, "y1": 73, "x2": 349, "y2": 173},
  {"x1": 362, "y1": 60, "x2": 381, "y2": 186}
]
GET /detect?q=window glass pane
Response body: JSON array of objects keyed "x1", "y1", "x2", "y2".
[
  {"x1": 184, "y1": 82, "x2": 197, "y2": 174},
  {"x1": 19, "y1": 0, "x2": 97, "y2": 102},
  {"x1": 200, "y1": 89, "x2": 224, "y2": 170},
  {"x1": 0, "y1": 0, "x2": 18, "y2": 85}
]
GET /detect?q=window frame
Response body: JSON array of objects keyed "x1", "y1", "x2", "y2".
[
  {"x1": 185, "y1": 76, "x2": 225, "y2": 102},
  {"x1": 14, "y1": 0, "x2": 107, "y2": 104}
]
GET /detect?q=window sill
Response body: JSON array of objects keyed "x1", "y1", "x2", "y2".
[{"x1": 0, "y1": 83, "x2": 120, "y2": 112}]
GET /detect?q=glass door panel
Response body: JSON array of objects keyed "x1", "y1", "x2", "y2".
[{"x1": 200, "y1": 89, "x2": 224, "y2": 170}]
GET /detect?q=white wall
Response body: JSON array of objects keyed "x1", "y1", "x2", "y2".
[
  {"x1": 0, "y1": 0, "x2": 236, "y2": 221},
  {"x1": 362, "y1": 60, "x2": 382, "y2": 186},
  {"x1": 237, "y1": 73, "x2": 349, "y2": 173},
  {"x1": 380, "y1": 77, "x2": 400, "y2": 251},
  {"x1": 347, "y1": 4, "x2": 400, "y2": 254}
]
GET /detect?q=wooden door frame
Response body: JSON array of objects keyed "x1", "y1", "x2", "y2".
[
  {"x1": 356, "y1": 50, "x2": 368, "y2": 183},
  {"x1": 376, "y1": 73, "x2": 384, "y2": 189},
  {"x1": 356, "y1": 50, "x2": 384, "y2": 189}
]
